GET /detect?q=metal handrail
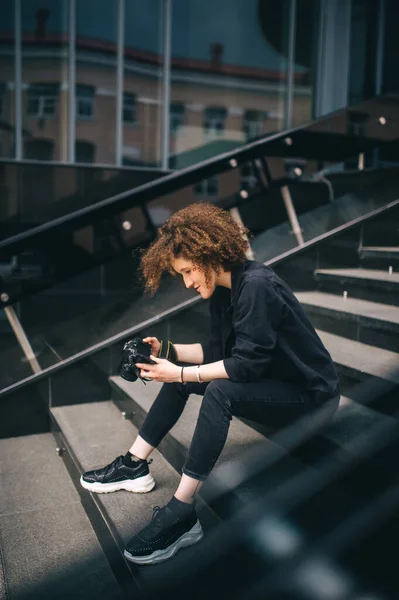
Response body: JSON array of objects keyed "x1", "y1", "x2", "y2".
[{"x1": 1, "y1": 196, "x2": 397, "y2": 400}]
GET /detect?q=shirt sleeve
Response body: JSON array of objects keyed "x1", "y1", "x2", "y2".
[{"x1": 223, "y1": 276, "x2": 283, "y2": 382}]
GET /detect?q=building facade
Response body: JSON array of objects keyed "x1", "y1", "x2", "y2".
[{"x1": 0, "y1": 0, "x2": 391, "y2": 173}]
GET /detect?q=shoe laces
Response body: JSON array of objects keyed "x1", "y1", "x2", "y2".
[
  {"x1": 103, "y1": 455, "x2": 124, "y2": 478},
  {"x1": 150, "y1": 505, "x2": 170, "y2": 531}
]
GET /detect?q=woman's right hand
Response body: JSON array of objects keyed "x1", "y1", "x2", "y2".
[{"x1": 142, "y1": 337, "x2": 161, "y2": 357}]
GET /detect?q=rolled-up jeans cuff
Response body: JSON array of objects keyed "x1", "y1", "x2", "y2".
[
  {"x1": 182, "y1": 466, "x2": 207, "y2": 482},
  {"x1": 137, "y1": 428, "x2": 160, "y2": 448}
]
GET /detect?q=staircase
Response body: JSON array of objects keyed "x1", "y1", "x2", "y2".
[
  {"x1": 1, "y1": 216, "x2": 399, "y2": 598},
  {"x1": 43, "y1": 246, "x2": 399, "y2": 597}
]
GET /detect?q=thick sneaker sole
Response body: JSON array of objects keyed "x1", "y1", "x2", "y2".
[
  {"x1": 123, "y1": 521, "x2": 204, "y2": 565},
  {"x1": 79, "y1": 473, "x2": 156, "y2": 494}
]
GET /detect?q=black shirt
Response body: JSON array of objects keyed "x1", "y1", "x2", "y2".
[{"x1": 200, "y1": 260, "x2": 340, "y2": 403}]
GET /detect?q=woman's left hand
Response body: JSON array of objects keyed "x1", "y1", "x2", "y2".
[{"x1": 135, "y1": 355, "x2": 182, "y2": 383}]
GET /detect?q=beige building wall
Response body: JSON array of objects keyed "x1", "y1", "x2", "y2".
[{"x1": 0, "y1": 51, "x2": 314, "y2": 167}]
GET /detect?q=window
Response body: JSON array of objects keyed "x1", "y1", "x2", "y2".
[
  {"x1": 240, "y1": 163, "x2": 258, "y2": 192},
  {"x1": 123, "y1": 93, "x2": 137, "y2": 124},
  {"x1": 194, "y1": 177, "x2": 219, "y2": 197},
  {"x1": 170, "y1": 103, "x2": 185, "y2": 134},
  {"x1": 203, "y1": 106, "x2": 227, "y2": 137},
  {"x1": 76, "y1": 84, "x2": 95, "y2": 119},
  {"x1": 243, "y1": 110, "x2": 266, "y2": 141},
  {"x1": 27, "y1": 83, "x2": 59, "y2": 118}
]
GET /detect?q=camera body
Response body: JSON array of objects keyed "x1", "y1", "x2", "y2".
[{"x1": 117, "y1": 337, "x2": 156, "y2": 382}]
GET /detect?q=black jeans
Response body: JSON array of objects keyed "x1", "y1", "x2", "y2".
[{"x1": 138, "y1": 379, "x2": 338, "y2": 481}]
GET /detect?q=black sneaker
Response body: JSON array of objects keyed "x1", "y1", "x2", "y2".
[
  {"x1": 80, "y1": 455, "x2": 155, "y2": 494},
  {"x1": 124, "y1": 500, "x2": 204, "y2": 565}
]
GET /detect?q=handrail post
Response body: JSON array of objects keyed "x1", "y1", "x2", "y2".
[
  {"x1": 281, "y1": 185, "x2": 304, "y2": 245},
  {"x1": 229, "y1": 207, "x2": 255, "y2": 260},
  {"x1": 4, "y1": 306, "x2": 41, "y2": 374}
]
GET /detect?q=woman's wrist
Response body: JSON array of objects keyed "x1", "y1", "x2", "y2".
[{"x1": 179, "y1": 365, "x2": 202, "y2": 383}]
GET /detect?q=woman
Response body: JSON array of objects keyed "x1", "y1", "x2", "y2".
[{"x1": 81, "y1": 203, "x2": 340, "y2": 565}]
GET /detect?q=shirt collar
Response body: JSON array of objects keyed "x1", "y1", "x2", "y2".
[{"x1": 230, "y1": 260, "x2": 249, "y2": 306}]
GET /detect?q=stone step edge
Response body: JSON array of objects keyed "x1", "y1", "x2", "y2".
[
  {"x1": 361, "y1": 246, "x2": 399, "y2": 253},
  {"x1": 316, "y1": 329, "x2": 399, "y2": 385},
  {"x1": 314, "y1": 269, "x2": 399, "y2": 285},
  {"x1": 49, "y1": 406, "x2": 140, "y2": 595},
  {"x1": 295, "y1": 291, "x2": 399, "y2": 328}
]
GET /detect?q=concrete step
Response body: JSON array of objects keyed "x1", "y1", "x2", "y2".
[
  {"x1": 324, "y1": 396, "x2": 398, "y2": 451},
  {"x1": 50, "y1": 401, "x2": 220, "y2": 597},
  {"x1": 0, "y1": 432, "x2": 123, "y2": 600},
  {"x1": 360, "y1": 246, "x2": 399, "y2": 269},
  {"x1": 315, "y1": 267, "x2": 399, "y2": 306},
  {"x1": 360, "y1": 246, "x2": 399, "y2": 257},
  {"x1": 296, "y1": 291, "x2": 399, "y2": 353},
  {"x1": 317, "y1": 329, "x2": 399, "y2": 386}
]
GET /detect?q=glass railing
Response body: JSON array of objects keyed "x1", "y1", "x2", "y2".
[
  {"x1": 0, "y1": 160, "x2": 168, "y2": 241},
  {"x1": 0, "y1": 91, "x2": 398, "y2": 390}
]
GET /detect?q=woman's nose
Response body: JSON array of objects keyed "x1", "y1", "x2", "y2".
[{"x1": 184, "y1": 276, "x2": 193, "y2": 289}]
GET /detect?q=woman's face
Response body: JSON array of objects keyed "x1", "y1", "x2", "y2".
[{"x1": 171, "y1": 257, "x2": 217, "y2": 299}]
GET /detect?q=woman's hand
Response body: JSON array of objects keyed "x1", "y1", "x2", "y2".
[
  {"x1": 142, "y1": 337, "x2": 161, "y2": 357},
  {"x1": 136, "y1": 355, "x2": 182, "y2": 383}
]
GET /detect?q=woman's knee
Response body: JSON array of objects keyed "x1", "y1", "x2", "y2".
[
  {"x1": 202, "y1": 379, "x2": 233, "y2": 415},
  {"x1": 206, "y1": 378, "x2": 232, "y2": 396}
]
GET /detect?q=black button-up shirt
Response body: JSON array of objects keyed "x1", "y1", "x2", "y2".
[{"x1": 201, "y1": 260, "x2": 340, "y2": 403}]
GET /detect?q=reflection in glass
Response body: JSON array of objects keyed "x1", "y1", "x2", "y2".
[
  {"x1": 21, "y1": 0, "x2": 69, "y2": 162},
  {"x1": 123, "y1": 0, "x2": 164, "y2": 168},
  {"x1": 169, "y1": 0, "x2": 290, "y2": 167},
  {"x1": 76, "y1": 0, "x2": 117, "y2": 165},
  {"x1": 292, "y1": 0, "x2": 319, "y2": 126},
  {"x1": 0, "y1": 1, "x2": 15, "y2": 159}
]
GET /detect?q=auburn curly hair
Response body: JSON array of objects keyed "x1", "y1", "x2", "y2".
[{"x1": 139, "y1": 203, "x2": 250, "y2": 295}]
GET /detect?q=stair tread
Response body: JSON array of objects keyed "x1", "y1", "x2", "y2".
[
  {"x1": 51, "y1": 402, "x2": 187, "y2": 533},
  {"x1": 361, "y1": 246, "x2": 399, "y2": 252},
  {"x1": 296, "y1": 291, "x2": 399, "y2": 326},
  {"x1": 315, "y1": 268, "x2": 399, "y2": 284},
  {"x1": 316, "y1": 329, "x2": 399, "y2": 384},
  {"x1": 50, "y1": 401, "x2": 219, "y2": 587},
  {"x1": 327, "y1": 396, "x2": 397, "y2": 449},
  {"x1": 0, "y1": 432, "x2": 122, "y2": 600}
]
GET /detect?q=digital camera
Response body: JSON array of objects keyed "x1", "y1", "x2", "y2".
[{"x1": 117, "y1": 337, "x2": 156, "y2": 382}]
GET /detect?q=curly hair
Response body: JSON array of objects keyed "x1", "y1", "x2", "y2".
[{"x1": 139, "y1": 203, "x2": 250, "y2": 295}]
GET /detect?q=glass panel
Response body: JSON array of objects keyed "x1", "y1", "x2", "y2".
[
  {"x1": 123, "y1": 0, "x2": 164, "y2": 168},
  {"x1": 382, "y1": 0, "x2": 398, "y2": 94},
  {"x1": 76, "y1": 0, "x2": 118, "y2": 164},
  {"x1": 0, "y1": 161, "x2": 166, "y2": 240},
  {"x1": 292, "y1": 0, "x2": 319, "y2": 126},
  {"x1": 349, "y1": 0, "x2": 380, "y2": 105},
  {"x1": 2, "y1": 89, "x2": 399, "y2": 390},
  {"x1": 0, "y1": 167, "x2": 243, "y2": 387},
  {"x1": 21, "y1": 0, "x2": 69, "y2": 162},
  {"x1": 168, "y1": 0, "x2": 290, "y2": 167},
  {"x1": 0, "y1": 1, "x2": 15, "y2": 159}
]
